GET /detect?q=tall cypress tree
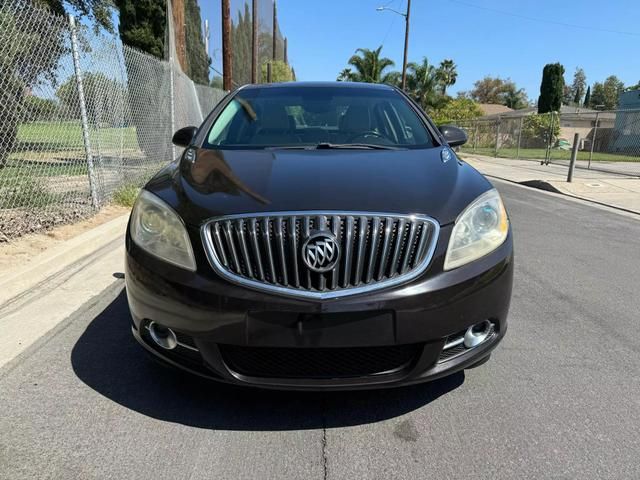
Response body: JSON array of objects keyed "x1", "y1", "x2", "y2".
[
  {"x1": 583, "y1": 85, "x2": 591, "y2": 108},
  {"x1": 538, "y1": 63, "x2": 565, "y2": 113}
]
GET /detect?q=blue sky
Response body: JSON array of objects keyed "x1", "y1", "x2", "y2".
[{"x1": 201, "y1": 0, "x2": 640, "y2": 100}]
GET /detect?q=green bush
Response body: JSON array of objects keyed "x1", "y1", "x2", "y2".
[
  {"x1": 522, "y1": 113, "x2": 560, "y2": 148},
  {"x1": 112, "y1": 184, "x2": 140, "y2": 208},
  {"x1": 430, "y1": 98, "x2": 483, "y2": 125}
]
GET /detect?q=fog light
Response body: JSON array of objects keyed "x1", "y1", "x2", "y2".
[
  {"x1": 148, "y1": 322, "x2": 178, "y2": 350},
  {"x1": 463, "y1": 320, "x2": 494, "y2": 348}
]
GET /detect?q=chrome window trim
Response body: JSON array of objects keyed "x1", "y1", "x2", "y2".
[{"x1": 200, "y1": 210, "x2": 440, "y2": 300}]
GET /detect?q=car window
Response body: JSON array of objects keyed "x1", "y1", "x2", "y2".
[{"x1": 205, "y1": 86, "x2": 436, "y2": 149}]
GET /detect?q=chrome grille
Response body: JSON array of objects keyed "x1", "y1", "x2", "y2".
[{"x1": 201, "y1": 211, "x2": 439, "y2": 299}]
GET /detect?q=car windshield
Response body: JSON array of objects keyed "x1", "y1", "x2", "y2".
[{"x1": 204, "y1": 86, "x2": 436, "y2": 149}]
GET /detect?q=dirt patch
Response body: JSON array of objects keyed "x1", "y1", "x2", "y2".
[{"x1": 0, "y1": 204, "x2": 130, "y2": 272}]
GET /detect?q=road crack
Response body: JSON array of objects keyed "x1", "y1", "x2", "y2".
[{"x1": 321, "y1": 394, "x2": 328, "y2": 480}]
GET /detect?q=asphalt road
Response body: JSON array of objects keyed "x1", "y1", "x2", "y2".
[{"x1": 2, "y1": 180, "x2": 640, "y2": 480}]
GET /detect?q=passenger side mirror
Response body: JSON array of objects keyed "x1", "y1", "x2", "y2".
[
  {"x1": 439, "y1": 125, "x2": 468, "y2": 147},
  {"x1": 172, "y1": 126, "x2": 198, "y2": 148}
]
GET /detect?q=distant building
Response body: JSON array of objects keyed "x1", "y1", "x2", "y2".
[
  {"x1": 611, "y1": 90, "x2": 640, "y2": 153},
  {"x1": 477, "y1": 104, "x2": 513, "y2": 117}
]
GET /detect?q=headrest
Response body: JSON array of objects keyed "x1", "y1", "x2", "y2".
[
  {"x1": 259, "y1": 103, "x2": 290, "y2": 130},
  {"x1": 341, "y1": 105, "x2": 371, "y2": 132}
]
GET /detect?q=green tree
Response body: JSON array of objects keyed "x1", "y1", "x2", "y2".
[
  {"x1": 0, "y1": 0, "x2": 113, "y2": 167},
  {"x1": 343, "y1": 46, "x2": 397, "y2": 84},
  {"x1": 590, "y1": 82, "x2": 606, "y2": 108},
  {"x1": 437, "y1": 59, "x2": 457, "y2": 95},
  {"x1": 522, "y1": 113, "x2": 560, "y2": 148},
  {"x1": 502, "y1": 83, "x2": 529, "y2": 109},
  {"x1": 184, "y1": 0, "x2": 210, "y2": 84},
  {"x1": 626, "y1": 81, "x2": 640, "y2": 92},
  {"x1": 22, "y1": 96, "x2": 59, "y2": 121},
  {"x1": 538, "y1": 63, "x2": 565, "y2": 113},
  {"x1": 429, "y1": 98, "x2": 482, "y2": 125},
  {"x1": 261, "y1": 60, "x2": 293, "y2": 82},
  {"x1": 337, "y1": 68, "x2": 356, "y2": 81},
  {"x1": 231, "y1": 3, "x2": 252, "y2": 85},
  {"x1": 602, "y1": 75, "x2": 625, "y2": 109},
  {"x1": 406, "y1": 57, "x2": 444, "y2": 111},
  {"x1": 583, "y1": 85, "x2": 591, "y2": 107},
  {"x1": 56, "y1": 72, "x2": 126, "y2": 125},
  {"x1": 462, "y1": 76, "x2": 526, "y2": 107},
  {"x1": 114, "y1": 0, "x2": 165, "y2": 58},
  {"x1": 210, "y1": 76, "x2": 224, "y2": 89},
  {"x1": 570, "y1": 67, "x2": 587, "y2": 105}
]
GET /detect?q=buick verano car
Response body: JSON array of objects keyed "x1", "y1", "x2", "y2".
[{"x1": 125, "y1": 82, "x2": 513, "y2": 390}]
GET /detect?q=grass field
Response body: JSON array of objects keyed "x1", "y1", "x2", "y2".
[
  {"x1": 462, "y1": 147, "x2": 640, "y2": 163},
  {"x1": 16, "y1": 121, "x2": 139, "y2": 151}
]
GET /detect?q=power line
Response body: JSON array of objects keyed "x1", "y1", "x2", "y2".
[
  {"x1": 449, "y1": 0, "x2": 640, "y2": 37},
  {"x1": 380, "y1": 0, "x2": 403, "y2": 49}
]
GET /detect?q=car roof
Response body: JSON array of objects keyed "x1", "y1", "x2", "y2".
[{"x1": 238, "y1": 81, "x2": 396, "y2": 91}]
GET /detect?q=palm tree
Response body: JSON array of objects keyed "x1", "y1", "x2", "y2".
[
  {"x1": 501, "y1": 85, "x2": 529, "y2": 109},
  {"x1": 337, "y1": 68, "x2": 355, "y2": 82},
  {"x1": 346, "y1": 46, "x2": 396, "y2": 84},
  {"x1": 438, "y1": 59, "x2": 458, "y2": 95},
  {"x1": 406, "y1": 57, "x2": 444, "y2": 111}
]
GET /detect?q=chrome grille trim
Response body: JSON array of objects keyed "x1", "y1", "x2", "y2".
[{"x1": 200, "y1": 211, "x2": 440, "y2": 300}]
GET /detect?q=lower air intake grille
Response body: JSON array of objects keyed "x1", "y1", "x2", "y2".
[{"x1": 219, "y1": 344, "x2": 423, "y2": 379}]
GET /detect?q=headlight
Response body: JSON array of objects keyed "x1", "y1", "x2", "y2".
[
  {"x1": 444, "y1": 189, "x2": 509, "y2": 270},
  {"x1": 130, "y1": 190, "x2": 196, "y2": 271}
]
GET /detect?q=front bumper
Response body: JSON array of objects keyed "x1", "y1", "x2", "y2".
[{"x1": 125, "y1": 227, "x2": 513, "y2": 390}]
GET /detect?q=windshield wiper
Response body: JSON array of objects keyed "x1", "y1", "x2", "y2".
[
  {"x1": 315, "y1": 142, "x2": 402, "y2": 150},
  {"x1": 264, "y1": 143, "x2": 403, "y2": 151}
]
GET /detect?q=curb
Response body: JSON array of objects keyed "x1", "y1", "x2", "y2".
[
  {"x1": 0, "y1": 214, "x2": 129, "y2": 306},
  {"x1": 485, "y1": 174, "x2": 640, "y2": 217}
]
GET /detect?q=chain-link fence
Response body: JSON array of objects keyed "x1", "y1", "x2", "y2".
[
  {"x1": 455, "y1": 109, "x2": 640, "y2": 177},
  {"x1": 0, "y1": 0, "x2": 226, "y2": 241}
]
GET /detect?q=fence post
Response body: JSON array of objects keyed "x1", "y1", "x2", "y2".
[
  {"x1": 589, "y1": 111, "x2": 599, "y2": 169},
  {"x1": 494, "y1": 117, "x2": 501, "y2": 157},
  {"x1": 567, "y1": 133, "x2": 579, "y2": 182},
  {"x1": 68, "y1": 15, "x2": 99, "y2": 210},
  {"x1": 516, "y1": 116, "x2": 523, "y2": 159},
  {"x1": 473, "y1": 123, "x2": 478, "y2": 152},
  {"x1": 169, "y1": 63, "x2": 176, "y2": 160},
  {"x1": 267, "y1": 62, "x2": 272, "y2": 83},
  {"x1": 544, "y1": 111, "x2": 555, "y2": 165}
]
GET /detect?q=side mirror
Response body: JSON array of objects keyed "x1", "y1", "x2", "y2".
[
  {"x1": 439, "y1": 125, "x2": 468, "y2": 147},
  {"x1": 172, "y1": 126, "x2": 198, "y2": 148}
]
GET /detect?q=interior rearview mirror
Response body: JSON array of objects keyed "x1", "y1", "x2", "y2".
[
  {"x1": 439, "y1": 125, "x2": 468, "y2": 147},
  {"x1": 172, "y1": 126, "x2": 198, "y2": 148}
]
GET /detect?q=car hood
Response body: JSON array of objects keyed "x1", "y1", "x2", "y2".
[{"x1": 146, "y1": 147, "x2": 493, "y2": 226}]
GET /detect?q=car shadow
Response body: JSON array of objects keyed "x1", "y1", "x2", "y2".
[{"x1": 71, "y1": 289, "x2": 464, "y2": 431}]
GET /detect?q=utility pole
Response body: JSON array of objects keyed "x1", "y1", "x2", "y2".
[
  {"x1": 401, "y1": 0, "x2": 411, "y2": 91},
  {"x1": 204, "y1": 19, "x2": 210, "y2": 57},
  {"x1": 272, "y1": 0, "x2": 277, "y2": 61},
  {"x1": 251, "y1": 0, "x2": 258, "y2": 83},
  {"x1": 376, "y1": 1, "x2": 411, "y2": 90},
  {"x1": 221, "y1": 0, "x2": 232, "y2": 90}
]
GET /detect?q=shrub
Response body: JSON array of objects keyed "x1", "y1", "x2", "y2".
[{"x1": 112, "y1": 184, "x2": 140, "y2": 208}]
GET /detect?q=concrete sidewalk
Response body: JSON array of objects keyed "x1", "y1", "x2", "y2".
[
  {"x1": 0, "y1": 214, "x2": 128, "y2": 369},
  {"x1": 462, "y1": 154, "x2": 640, "y2": 214}
]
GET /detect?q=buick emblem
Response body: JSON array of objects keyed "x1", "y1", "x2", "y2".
[{"x1": 302, "y1": 232, "x2": 340, "y2": 273}]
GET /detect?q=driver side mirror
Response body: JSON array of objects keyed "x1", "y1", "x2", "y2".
[
  {"x1": 172, "y1": 126, "x2": 198, "y2": 148},
  {"x1": 439, "y1": 125, "x2": 468, "y2": 147}
]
